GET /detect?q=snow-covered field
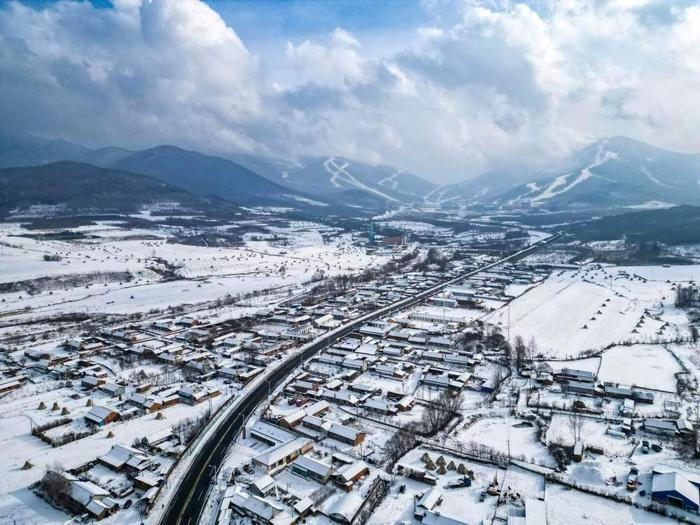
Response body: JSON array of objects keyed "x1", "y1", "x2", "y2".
[
  {"x1": 0, "y1": 220, "x2": 390, "y2": 319},
  {"x1": 545, "y1": 484, "x2": 678, "y2": 524},
  {"x1": 486, "y1": 265, "x2": 694, "y2": 358},
  {"x1": 455, "y1": 416, "x2": 554, "y2": 466},
  {"x1": 597, "y1": 344, "x2": 681, "y2": 392}
]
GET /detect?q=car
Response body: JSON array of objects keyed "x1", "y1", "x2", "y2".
[
  {"x1": 479, "y1": 492, "x2": 487, "y2": 502},
  {"x1": 641, "y1": 440, "x2": 649, "y2": 454},
  {"x1": 124, "y1": 499, "x2": 132, "y2": 509},
  {"x1": 651, "y1": 443, "x2": 662, "y2": 452}
]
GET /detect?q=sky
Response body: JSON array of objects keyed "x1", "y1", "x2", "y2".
[{"x1": 1, "y1": 0, "x2": 699, "y2": 183}]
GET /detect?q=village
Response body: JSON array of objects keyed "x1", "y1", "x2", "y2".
[{"x1": 1, "y1": 220, "x2": 700, "y2": 525}]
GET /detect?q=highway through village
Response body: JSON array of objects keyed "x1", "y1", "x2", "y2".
[{"x1": 159, "y1": 234, "x2": 561, "y2": 525}]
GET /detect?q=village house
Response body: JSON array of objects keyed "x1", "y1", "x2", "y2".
[
  {"x1": 68, "y1": 479, "x2": 119, "y2": 520},
  {"x1": 291, "y1": 454, "x2": 333, "y2": 484},
  {"x1": 99, "y1": 443, "x2": 152, "y2": 472},
  {"x1": 84, "y1": 405, "x2": 120, "y2": 426},
  {"x1": 335, "y1": 460, "x2": 369, "y2": 491},
  {"x1": 252, "y1": 437, "x2": 314, "y2": 474},
  {"x1": 328, "y1": 423, "x2": 365, "y2": 446},
  {"x1": 414, "y1": 488, "x2": 444, "y2": 519},
  {"x1": 652, "y1": 468, "x2": 700, "y2": 512}
]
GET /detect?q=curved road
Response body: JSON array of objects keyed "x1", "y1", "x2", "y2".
[{"x1": 159, "y1": 234, "x2": 561, "y2": 525}]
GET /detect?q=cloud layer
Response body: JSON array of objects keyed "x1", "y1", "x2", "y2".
[{"x1": 1, "y1": 0, "x2": 699, "y2": 182}]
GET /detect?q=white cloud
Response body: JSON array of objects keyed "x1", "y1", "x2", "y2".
[
  {"x1": 1, "y1": 0, "x2": 699, "y2": 182},
  {"x1": 0, "y1": 0, "x2": 265, "y2": 154}
]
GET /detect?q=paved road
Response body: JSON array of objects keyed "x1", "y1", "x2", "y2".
[{"x1": 159, "y1": 234, "x2": 560, "y2": 525}]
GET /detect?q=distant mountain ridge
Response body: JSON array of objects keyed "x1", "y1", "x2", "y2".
[
  {"x1": 2, "y1": 130, "x2": 699, "y2": 213},
  {"x1": 494, "y1": 137, "x2": 700, "y2": 210},
  {"x1": 233, "y1": 154, "x2": 438, "y2": 206},
  {"x1": 111, "y1": 145, "x2": 313, "y2": 207},
  {"x1": 0, "y1": 132, "x2": 335, "y2": 209},
  {"x1": 0, "y1": 161, "x2": 208, "y2": 217}
]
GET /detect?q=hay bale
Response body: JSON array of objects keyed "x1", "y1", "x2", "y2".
[
  {"x1": 61, "y1": 407, "x2": 70, "y2": 415},
  {"x1": 421, "y1": 452, "x2": 431, "y2": 463},
  {"x1": 457, "y1": 463, "x2": 467, "y2": 475},
  {"x1": 155, "y1": 412, "x2": 165, "y2": 420},
  {"x1": 437, "y1": 464, "x2": 447, "y2": 475},
  {"x1": 106, "y1": 431, "x2": 115, "y2": 438},
  {"x1": 22, "y1": 460, "x2": 33, "y2": 470},
  {"x1": 436, "y1": 455, "x2": 446, "y2": 467},
  {"x1": 447, "y1": 461, "x2": 456, "y2": 471},
  {"x1": 37, "y1": 401, "x2": 46, "y2": 410},
  {"x1": 86, "y1": 399, "x2": 93, "y2": 407},
  {"x1": 51, "y1": 402, "x2": 59, "y2": 411}
]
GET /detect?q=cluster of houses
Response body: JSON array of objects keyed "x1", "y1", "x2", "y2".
[
  {"x1": 218, "y1": 409, "x2": 376, "y2": 525},
  {"x1": 216, "y1": 266, "x2": 541, "y2": 525},
  {"x1": 429, "y1": 263, "x2": 548, "y2": 311},
  {"x1": 531, "y1": 366, "x2": 696, "y2": 443},
  {"x1": 60, "y1": 431, "x2": 182, "y2": 520}
]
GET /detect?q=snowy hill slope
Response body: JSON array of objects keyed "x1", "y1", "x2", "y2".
[
  {"x1": 254, "y1": 155, "x2": 438, "y2": 205},
  {"x1": 496, "y1": 137, "x2": 700, "y2": 210}
]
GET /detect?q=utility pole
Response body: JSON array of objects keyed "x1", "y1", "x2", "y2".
[{"x1": 507, "y1": 302, "x2": 511, "y2": 345}]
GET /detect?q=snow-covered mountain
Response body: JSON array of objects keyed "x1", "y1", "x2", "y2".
[
  {"x1": 493, "y1": 137, "x2": 700, "y2": 210},
  {"x1": 240, "y1": 155, "x2": 438, "y2": 206}
]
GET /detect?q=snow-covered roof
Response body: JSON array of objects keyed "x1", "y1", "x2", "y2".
[
  {"x1": 253, "y1": 474, "x2": 275, "y2": 494},
  {"x1": 99, "y1": 444, "x2": 146, "y2": 469},
  {"x1": 85, "y1": 405, "x2": 117, "y2": 423},
  {"x1": 417, "y1": 488, "x2": 443, "y2": 510},
  {"x1": 329, "y1": 492, "x2": 364, "y2": 522},
  {"x1": 329, "y1": 423, "x2": 362, "y2": 442},
  {"x1": 421, "y1": 510, "x2": 470, "y2": 525},
  {"x1": 336, "y1": 460, "x2": 368, "y2": 483},
  {"x1": 294, "y1": 496, "x2": 313, "y2": 515},
  {"x1": 652, "y1": 471, "x2": 700, "y2": 506},
  {"x1": 70, "y1": 479, "x2": 109, "y2": 506},
  {"x1": 250, "y1": 420, "x2": 297, "y2": 445},
  {"x1": 253, "y1": 437, "x2": 312, "y2": 468},
  {"x1": 231, "y1": 489, "x2": 276, "y2": 521},
  {"x1": 304, "y1": 400, "x2": 329, "y2": 416},
  {"x1": 281, "y1": 409, "x2": 306, "y2": 426},
  {"x1": 293, "y1": 455, "x2": 332, "y2": 477}
]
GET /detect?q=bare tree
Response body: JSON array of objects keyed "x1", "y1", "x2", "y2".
[
  {"x1": 490, "y1": 367, "x2": 509, "y2": 398},
  {"x1": 568, "y1": 400, "x2": 585, "y2": 444},
  {"x1": 676, "y1": 284, "x2": 698, "y2": 308},
  {"x1": 526, "y1": 337, "x2": 538, "y2": 362},
  {"x1": 40, "y1": 463, "x2": 71, "y2": 507},
  {"x1": 421, "y1": 391, "x2": 462, "y2": 435},
  {"x1": 513, "y1": 335, "x2": 527, "y2": 369},
  {"x1": 383, "y1": 424, "x2": 418, "y2": 465}
]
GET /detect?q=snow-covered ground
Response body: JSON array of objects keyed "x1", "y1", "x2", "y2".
[
  {"x1": 455, "y1": 416, "x2": 554, "y2": 467},
  {"x1": 597, "y1": 344, "x2": 681, "y2": 392},
  {"x1": 545, "y1": 484, "x2": 678, "y2": 524},
  {"x1": 486, "y1": 265, "x2": 693, "y2": 358},
  {"x1": 0, "y1": 220, "x2": 391, "y2": 320}
]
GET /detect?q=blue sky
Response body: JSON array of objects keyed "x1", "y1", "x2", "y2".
[
  {"x1": 207, "y1": 0, "x2": 427, "y2": 43},
  {"x1": 2, "y1": 0, "x2": 699, "y2": 181},
  {"x1": 206, "y1": 0, "x2": 430, "y2": 80}
]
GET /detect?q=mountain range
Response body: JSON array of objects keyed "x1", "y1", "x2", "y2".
[
  {"x1": 1, "y1": 130, "x2": 699, "y2": 215},
  {"x1": 496, "y1": 137, "x2": 700, "y2": 210},
  {"x1": 0, "y1": 161, "x2": 207, "y2": 218}
]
